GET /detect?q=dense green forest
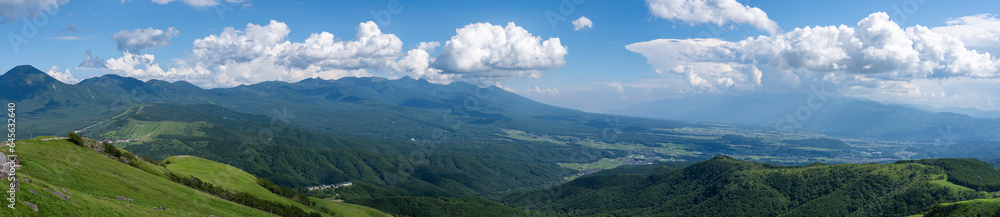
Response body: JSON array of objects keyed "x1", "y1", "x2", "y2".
[
  {"x1": 93, "y1": 103, "x2": 617, "y2": 199},
  {"x1": 504, "y1": 156, "x2": 992, "y2": 216},
  {"x1": 352, "y1": 196, "x2": 531, "y2": 217}
]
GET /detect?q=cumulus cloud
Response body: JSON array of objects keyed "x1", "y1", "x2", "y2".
[
  {"x1": 392, "y1": 42, "x2": 458, "y2": 84},
  {"x1": 112, "y1": 27, "x2": 179, "y2": 53},
  {"x1": 645, "y1": 0, "x2": 780, "y2": 34},
  {"x1": 103, "y1": 20, "x2": 566, "y2": 88},
  {"x1": 932, "y1": 14, "x2": 1000, "y2": 54},
  {"x1": 626, "y1": 38, "x2": 763, "y2": 92},
  {"x1": 283, "y1": 21, "x2": 403, "y2": 69},
  {"x1": 0, "y1": 0, "x2": 68, "y2": 24},
  {"x1": 628, "y1": 12, "x2": 1000, "y2": 93},
  {"x1": 105, "y1": 51, "x2": 169, "y2": 78},
  {"x1": 46, "y1": 66, "x2": 79, "y2": 84},
  {"x1": 433, "y1": 22, "x2": 568, "y2": 84},
  {"x1": 105, "y1": 20, "x2": 395, "y2": 88},
  {"x1": 79, "y1": 50, "x2": 106, "y2": 68},
  {"x1": 572, "y1": 16, "x2": 593, "y2": 31}
]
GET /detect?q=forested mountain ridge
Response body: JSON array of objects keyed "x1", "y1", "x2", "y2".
[
  {"x1": 505, "y1": 156, "x2": 996, "y2": 217},
  {"x1": 89, "y1": 102, "x2": 619, "y2": 197}
]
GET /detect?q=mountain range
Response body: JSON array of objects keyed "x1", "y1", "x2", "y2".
[
  {"x1": 610, "y1": 92, "x2": 1000, "y2": 142},
  {"x1": 5, "y1": 65, "x2": 1000, "y2": 216}
]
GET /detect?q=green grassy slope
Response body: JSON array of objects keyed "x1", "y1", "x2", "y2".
[
  {"x1": 0, "y1": 137, "x2": 275, "y2": 216},
  {"x1": 922, "y1": 198, "x2": 1000, "y2": 217},
  {"x1": 101, "y1": 119, "x2": 211, "y2": 144},
  {"x1": 902, "y1": 158, "x2": 1000, "y2": 191},
  {"x1": 90, "y1": 103, "x2": 606, "y2": 198},
  {"x1": 163, "y1": 155, "x2": 390, "y2": 217}
]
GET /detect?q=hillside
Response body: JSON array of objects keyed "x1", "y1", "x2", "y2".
[
  {"x1": 89, "y1": 103, "x2": 612, "y2": 198},
  {"x1": 921, "y1": 198, "x2": 1000, "y2": 217},
  {"x1": 163, "y1": 156, "x2": 389, "y2": 217},
  {"x1": 0, "y1": 137, "x2": 273, "y2": 216},
  {"x1": 0, "y1": 137, "x2": 388, "y2": 216},
  {"x1": 504, "y1": 156, "x2": 994, "y2": 216}
]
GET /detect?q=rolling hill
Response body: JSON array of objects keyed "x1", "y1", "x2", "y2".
[
  {"x1": 0, "y1": 136, "x2": 388, "y2": 216},
  {"x1": 504, "y1": 156, "x2": 996, "y2": 216},
  {"x1": 86, "y1": 102, "x2": 617, "y2": 198},
  {"x1": 162, "y1": 155, "x2": 390, "y2": 217},
  {"x1": 921, "y1": 198, "x2": 1000, "y2": 217}
]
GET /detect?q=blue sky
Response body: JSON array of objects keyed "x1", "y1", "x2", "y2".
[{"x1": 2, "y1": 0, "x2": 1000, "y2": 113}]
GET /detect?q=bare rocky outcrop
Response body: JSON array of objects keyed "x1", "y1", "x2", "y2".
[
  {"x1": 22, "y1": 201, "x2": 38, "y2": 212},
  {"x1": 48, "y1": 188, "x2": 71, "y2": 201},
  {"x1": 116, "y1": 196, "x2": 133, "y2": 202}
]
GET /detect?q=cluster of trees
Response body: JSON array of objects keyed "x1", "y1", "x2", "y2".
[
  {"x1": 69, "y1": 132, "x2": 150, "y2": 169},
  {"x1": 67, "y1": 131, "x2": 84, "y2": 146},
  {"x1": 257, "y1": 177, "x2": 314, "y2": 206},
  {"x1": 70, "y1": 131, "x2": 325, "y2": 217},
  {"x1": 901, "y1": 159, "x2": 1000, "y2": 191},
  {"x1": 165, "y1": 172, "x2": 322, "y2": 217},
  {"x1": 504, "y1": 156, "x2": 989, "y2": 216},
  {"x1": 107, "y1": 104, "x2": 616, "y2": 199},
  {"x1": 352, "y1": 196, "x2": 531, "y2": 217}
]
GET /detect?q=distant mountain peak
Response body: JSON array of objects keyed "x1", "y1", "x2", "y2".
[
  {"x1": 1, "y1": 65, "x2": 59, "y2": 83},
  {"x1": 1, "y1": 65, "x2": 67, "y2": 101},
  {"x1": 10, "y1": 65, "x2": 45, "y2": 73}
]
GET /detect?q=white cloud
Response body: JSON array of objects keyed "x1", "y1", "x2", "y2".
[
  {"x1": 494, "y1": 82, "x2": 516, "y2": 93},
  {"x1": 417, "y1": 41, "x2": 440, "y2": 52},
  {"x1": 103, "y1": 20, "x2": 568, "y2": 88},
  {"x1": 0, "y1": 0, "x2": 68, "y2": 24},
  {"x1": 142, "y1": 0, "x2": 247, "y2": 8},
  {"x1": 608, "y1": 82, "x2": 624, "y2": 94},
  {"x1": 433, "y1": 22, "x2": 568, "y2": 84},
  {"x1": 525, "y1": 86, "x2": 561, "y2": 97},
  {"x1": 392, "y1": 42, "x2": 457, "y2": 84},
  {"x1": 627, "y1": 12, "x2": 1000, "y2": 93},
  {"x1": 932, "y1": 13, "x2": 1000, "y2": 54},
  {"x1": 47, "y1": 36, "x2": 84, "y2": 40},
  {"x1": 105, "y1": 20, "x2": 395, "y2": 88},
  {"x1": 645, "y1": 0, "x2": 780, "y2": 34},
  {"x1": 572, "y1": 16, "x2": 593, "y2": 31},
  {"x1": 46, "y1": 66, "x2": 79, "y2": 84},
  {"x1": 79, "y1": 49, "x2": 106, "y2": 68},
  {"x1": 112, "y1": 27, "x2": 179, "y2": 53},
  {"x1": 626, "y1": 38, "x2": 763, "y2": 92},
  {"x1": 105, "y1": 51, "x2": 170, "y2": 79},
  {"x1": 283, "y1": 21, "x2": 403, "y2": 69}
]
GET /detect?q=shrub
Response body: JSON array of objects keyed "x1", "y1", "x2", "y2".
[{"x1": 67, "y1": 131, "x2": 84, "y2": 146}]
